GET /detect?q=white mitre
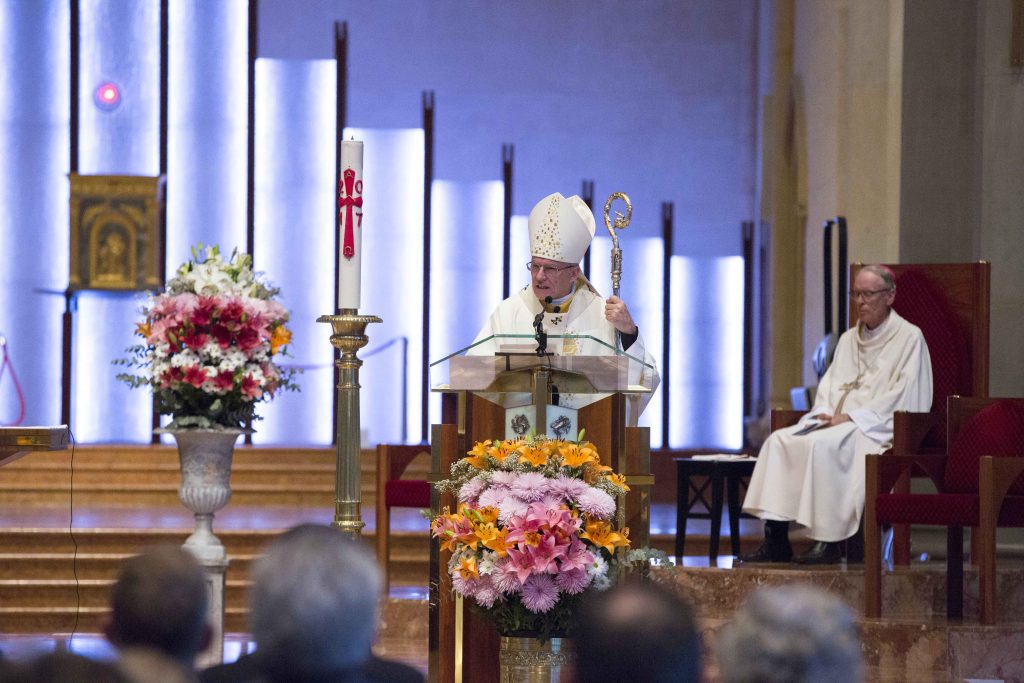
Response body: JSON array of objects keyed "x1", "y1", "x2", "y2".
[{"x1": 528, "y1": 192, "x2": 596, "y2": 264}]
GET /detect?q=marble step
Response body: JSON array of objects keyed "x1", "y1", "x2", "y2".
[
  {"x1": 0, "y1": 446, "x2": 431, "y2": 508},
  {"x1": 0, "y1": 596, "x2": 429, "y2": 640},
  {"x1": 659, "y1": 564, "x2": 1024, "y2": 683},
  {"x1": 664, "y1": 562, "x2": 1024, "y2": 622}
]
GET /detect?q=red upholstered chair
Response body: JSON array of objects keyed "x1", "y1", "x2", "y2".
[
  {"x1": 858, "y1": 263, "x2": 990, "y2": 564},
  {"x1": 375, "y1": 443, "x2": 432, "y2": 591},
  {"x1": 865, "y1": 397, "x2": 1024, "y2": 623},
  {"x1": 769, "y1": 263, "x2": 989, "y2": 562}
]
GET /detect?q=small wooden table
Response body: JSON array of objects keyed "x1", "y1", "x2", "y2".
[{"x1": 674, "y1": 456, "x2": 756, "y2": 561}]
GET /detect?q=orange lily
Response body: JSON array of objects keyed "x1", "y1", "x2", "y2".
[
  {"x1": 581, "y1": 519, "x2": 630, "y2": 553},
  {"x1": 520, "y1": 444, "x2": 548, "y2": 467},
  {"x1": 465, "y1": 442, "x2": 491, "y2": 469},
  {"x1": 559, "y1": 442, "x2": 598, "y2": 468},
  {"x1": 475, "y1": 524, "x2": 510, "y2": 557},
  {"x1": 456, "y1": 555, "x2": 480, "y2": 580},
  {"x1": 606, "y1": 472, "x2": 630, "y2": 491},
  {"x1": 269, "y1": 324, "x2": 292, "y2": 355}
]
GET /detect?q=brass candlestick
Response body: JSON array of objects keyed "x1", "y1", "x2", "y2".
[{"x1": 317, "y1": 309, "x2": 382, "y2": 539}]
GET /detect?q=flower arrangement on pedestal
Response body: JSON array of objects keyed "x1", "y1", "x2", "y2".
[
  {"x1": 115, "y1": 244, "x2": 299, "y2": 428},
  {"x1": 432, "y1": 434, "x2": 645, "y2": 639}
]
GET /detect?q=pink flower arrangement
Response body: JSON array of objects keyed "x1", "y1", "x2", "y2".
[
  {"x1": 432, "y1": 436, "x2": 634, "y2": 637},
  {"x1": 116, "y1": 244, "x2": 298, "y2": 429}
]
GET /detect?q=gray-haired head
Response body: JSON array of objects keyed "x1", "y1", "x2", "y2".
[
  {"x1": 249, "y1": 524, "x2": 383, "y2": 679},
  {"x1": 718, "y1": 585, "x2": 863, "y2": 683},
  {"x1": 859, "y1": 264, "x2": 896, "y2": 292}
]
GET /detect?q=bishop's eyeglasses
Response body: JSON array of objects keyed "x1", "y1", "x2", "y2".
[{"x1": 527, "y1": 261, "x2": 576, "y2": 275}]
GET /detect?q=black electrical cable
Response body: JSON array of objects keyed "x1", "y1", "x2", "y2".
[{"x1": 67, "y1": 429, "x2": 81, "y2": 647}]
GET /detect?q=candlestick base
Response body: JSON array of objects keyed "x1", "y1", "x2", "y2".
[{"x1": 317, "y1": 311, "x2": 382, "y2": 539}]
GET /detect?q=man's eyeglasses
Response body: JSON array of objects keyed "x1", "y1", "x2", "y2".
[
  {"x1": 527, "y1": 261, "x2": 576, "y2": 275},
  {"x1": 850, "y1": 288, "x2": 892, "y2": 301}
]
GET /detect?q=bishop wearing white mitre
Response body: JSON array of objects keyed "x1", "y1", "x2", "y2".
[{"x1": 469, "y1": 192, "x2": 659, "y2": 422}]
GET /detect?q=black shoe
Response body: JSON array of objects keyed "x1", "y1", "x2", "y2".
[
  {"x1": 737, "y1": 521, "x2": 793, "y2": 563},
  {"x1": 793, "y1": 541, "x2": 843, "y2": 565},
  {"x1": 737, "y1": 539, "x2": 793, "y2": 563}
]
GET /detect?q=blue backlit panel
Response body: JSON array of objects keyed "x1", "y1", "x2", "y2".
[
  {"x1": 79, "y1": 0, "x2": 159, "y2": 175},
  {"x1": 667, "y1": 257, "x2": 744, "y2": 449},
  {"x1": 427, "y1": 180, "x2": 504, "y2": 427},
  {"x1": 72, "y1": 0, "x2": 160, "y2": 442},
  {"x1": 0, "y1": 1, "x2": 69, "y2": 427},
  {"x1": 73, "y1": 291, "x2": 150, "y2": 442},
  {"x1": 251, "y1": 59, "x2": 337, "y2": 445},
  {"x1": 429, "y1": 180, "x2": 505, "y2": 353},
  {"x1": 354, "y1": 128, "x2": 425, "y2": 446},
  {"x1": 167, "y1": 0, "x2": 248, "y2": 268},
  {"x1": 587, "y1": 235, "x2": 666, "y2": 444}
]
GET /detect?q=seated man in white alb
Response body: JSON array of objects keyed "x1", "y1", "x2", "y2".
[
  {"x1": 470, "y1": 191, "x2": 659, "y2": 417},
  {"x1": 740, "y1": 265, "x2": 933, "y2": 565}
]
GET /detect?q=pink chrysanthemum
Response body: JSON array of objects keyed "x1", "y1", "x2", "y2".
[
  {"x1": 476, "y1": 488, "x2": 504, "y2": 510},
  {"x1": 453, "y1": 573, "x2": 501, "y2": 609},
  {"x1": 520, "y1": 574, "x2": 559, "y2": 613},
  {"x1": 539, "y1": 493, "x2": 565, "y2": 510},
  {"x1": 496, "y1": 496, "x2": 529, "y2": 524},
  {"x1": 510, "y1": 472, "x2": 550, "y2": 502},
  {"x1": 473, "y1": 583, "x2": 502, "y2": 609},
  {"x1": 555, "y1": 567, "x2": 591, "y2": 595},
  {"x1": 489, "y1": 471, "x2": 517, "y2": 488},
  {"x1": 548, "y1": 474, "x2": 590, "y2": 502},
  {"x1": 575, "y1": 486, "x2": 616, "y2": 519},
  {"x1": 459, "y1": 477, "x2": 488, "y2": 504}
]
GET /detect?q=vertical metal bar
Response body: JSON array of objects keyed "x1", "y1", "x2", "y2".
[
  {"x1": 757, "y1": 220, "x2": 770, "y2": 418},
  {"x1": 154, "y1": 0, "x2": 169, "y2": 444},
  {"x1": 246, "y1": 0, "x2": 257, "y2": 261},
  {"x1": 742, "y1": 220, "x2": 754, "y2": 440},
  {"x1": 501, "y1": 144, "x2": 513, "y2": 300},
  {"x1": 836, "y1": 216, "x2": 848, "y2": 331},
  {"x1": 422, "y1": 91, "x2": 435, "y2": 444},
  {"x1": 69, "y1": 0, "x2": 79, "y2": 175},
  {"x1": 332, "y1": 21, "x2": 348, "y2": 445},
  {"x1": 244, "y1": 0, "x2": 258, "y2": 445},
  {"x1": 822, "y1": 219, "x2": 834, "y2": 336},
  {"x1": 334, "y1": 20, "x2": 348, "y2": 314},
  {"x1": 660, "y1": 202, "x2": 673, "y2": 449},
  {"x1": 64, "y1": 0, "x2": 80, "y2": 429},
  {"x1": 581, "y1": 180, "x2": 594, "y2": 279},
  {"x1": 401, "y1": 337, "x2": 409, "y2": 443},
  {"x1": 1012, "y1": 0, "x2": 1024, "y2": 68}
]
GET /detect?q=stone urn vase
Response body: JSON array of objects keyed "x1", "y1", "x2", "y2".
[
  {"x1": 498, "y1": 635, "x2": 570, "y2": 683},
  {"x1": 162, "y1": 428, "x2": 244, "y2": 563}
]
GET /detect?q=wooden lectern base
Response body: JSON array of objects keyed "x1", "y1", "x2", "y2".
[{"x1": 429, "y1": 391, "x2": 651, "y2": 683}]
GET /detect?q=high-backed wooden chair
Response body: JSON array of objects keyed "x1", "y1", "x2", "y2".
[
  {"x1": 770, "y1": 262, "x2": 990, "y2": 562},
  {"x1": 859, "y1": 263, "x2": 990, "y2": 563},
  {"x1": 375, "y1": 443, "x2": 431, "y2": 591},
  {"x1": 865, "y1": 397, "x2": 1024, "y2": 623}
]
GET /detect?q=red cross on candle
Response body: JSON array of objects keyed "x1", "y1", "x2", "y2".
[{"x1": 339, "y1": 168, "x2": 363, "y2": 259}]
